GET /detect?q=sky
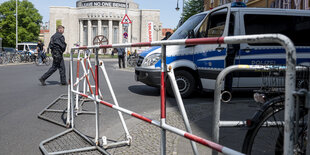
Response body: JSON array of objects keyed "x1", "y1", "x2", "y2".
[{"x1": 0, "y1": 0, "x2": 185, "y2": 29}]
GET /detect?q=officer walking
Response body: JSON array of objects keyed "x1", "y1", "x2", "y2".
[
  {"x1": 116, "y1": 47, "x2": 125, "y2": 68},
  {"x1": 39, "y1": 25, "x2": 67, "y2": 86}
]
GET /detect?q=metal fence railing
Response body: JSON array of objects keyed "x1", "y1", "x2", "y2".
[{"x1": 40, "y1": 34, "x2": 297, "y2": 155}]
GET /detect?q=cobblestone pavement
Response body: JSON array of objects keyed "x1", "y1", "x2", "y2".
[{"x1": 108, "y1": 103, "x2": 211, "y2": 155}]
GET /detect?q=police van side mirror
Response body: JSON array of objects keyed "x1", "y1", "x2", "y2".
[
  {"x1": 187, "y1": 30, "x2": 196, "y2": 39},
  {"x1": 186, "y1": 30, "x2": 196, "y2": 48}
]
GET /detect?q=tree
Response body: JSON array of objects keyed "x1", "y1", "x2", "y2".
[
  {"x1": 181, "y1": 0, "x2": 204, "y2": 23},
  {"x1": 0, "y1": 0, "x2": 42, "y2": 47}
]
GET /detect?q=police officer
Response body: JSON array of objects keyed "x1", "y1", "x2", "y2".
[
  {"x1": 39, "y1": 25, "x2": 67, "y2": 86},
  {"x1": 116, "y1": 47, "x2": 125, "y2": 68}
]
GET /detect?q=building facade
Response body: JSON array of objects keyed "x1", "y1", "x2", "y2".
[
  {"x1": 204, "y1": 0, "x2": 310, "y2": 10},
  {"x1": 46, "y1": 0, "x2": 161, "y2": 53}
]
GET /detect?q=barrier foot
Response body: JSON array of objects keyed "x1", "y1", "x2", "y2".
[
  {"x1": 103, "y1": 140, "x2": 131, "y2": 149},
  {"x1": 39, "y1": 128, "x2": 110, "y2": 155}
]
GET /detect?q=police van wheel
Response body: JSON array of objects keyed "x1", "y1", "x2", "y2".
[{"x1": 167, "y1": 70, "x2": 196, "y2": 98}]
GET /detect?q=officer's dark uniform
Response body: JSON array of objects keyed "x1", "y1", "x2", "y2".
[
  {"x1": 40, "y1": 31, "x2": 67, "y2": 85},
  {"x1": 116, "y1": 48, "x2": 125, "y2": 68}
]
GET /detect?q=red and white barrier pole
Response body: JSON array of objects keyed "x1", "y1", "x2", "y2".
[
  {"x1": 75, "y1": 50, "x2": 81, "y2": 110},
  {"x1": 70, "y1": 34, "x2": 295, "y2": 155},
  {"x1": 160, "y1": 45, "x2": 167, "y2": 155},
  {"x1": 94, "y1": 49, "x2": 100, "y2": 145},
  {"x1": 70, "y1": 90, "x2": 243, "y2": 155}
]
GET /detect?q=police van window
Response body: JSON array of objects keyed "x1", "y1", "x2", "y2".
[
  {"x1": 169, "y1": 14, "x2": 206, "y2": 40},
  {"x1": 29, "y1": 45, "x2": 36, "y2": 50},
  {"x1": 244, "y1": 14, "x2": 310, "y2": 46},
  {"x1": 18, "y1": 45, "x2": 24, "y2": 51},
  {"x1": 198, "y1": 8, "x2": 228, "y2": 38}
]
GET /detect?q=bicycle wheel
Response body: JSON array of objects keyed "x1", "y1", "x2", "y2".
[
  {"x1": 35, "y1": 57, "x2": 40, "y2": 66},
  {"x1": 242, "y1": 96, "x2": 308, "y2": 155},
  {"x1": 242, "y1": 96, "x2": 285, "y2": 155},
  {"x1": 44, "y1": 56, "x2": 51, "y2": 66},
  {"x1": 14, "y1": 55, "x2": 21, "y2": 63},
  {"x1": 2, "y1": 55, "x2": 8, "y2": 64}
]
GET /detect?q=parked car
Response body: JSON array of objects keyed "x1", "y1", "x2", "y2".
[{"x1": 3, "y1": 47, "x2": 17, "y2": 53}]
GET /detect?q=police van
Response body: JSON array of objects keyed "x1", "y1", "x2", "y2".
[
  {"x1": 17, "y1": 42, "x2": 37, "y2": 54},
  {"x1": 135, "y1": 2, "x2": 310, "y2": 98}
]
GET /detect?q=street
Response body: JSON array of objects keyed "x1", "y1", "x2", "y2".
[{"x1": 0, "y1": 60, "x2": 258, "y2": 155}]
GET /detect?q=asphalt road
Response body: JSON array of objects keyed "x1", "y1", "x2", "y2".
[{"x1": 0, "y1": 60, "x2": 258, "y2": 155}]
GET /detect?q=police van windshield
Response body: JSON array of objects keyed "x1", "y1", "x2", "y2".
[
  {"x1": 169, "y1": 13, "x2": 207, "y2": 40},
  {"x1": 29, "y1": 45, "x2": 37, "y2": 50}
]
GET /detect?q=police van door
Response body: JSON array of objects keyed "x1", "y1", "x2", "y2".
[
  {"x1": 237, "y1": 10, "x2": 310, "y2": 88},
  {"x1": 194, "y1": 4, "x2": 232, "y2": 90}
]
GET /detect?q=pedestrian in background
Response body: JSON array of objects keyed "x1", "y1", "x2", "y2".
[
  {"x1": 39, "y1": 25, "x2": 67, "y2": 86},
  {"x1": 116, "y1": 47, "x2": 125, "y2": 68},
  {"x1": 36, "y1": 40, "x2": 44, "y2": 65}
]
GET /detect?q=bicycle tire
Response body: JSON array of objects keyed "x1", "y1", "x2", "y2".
[
  {"x1": 242, "y1": 96, "x2": 285, "y2": 155},
  {"x1": 14, "y1": 55, "x2": 22, "y2": 63},
  {"x1": 2, "y1": 55, "x2": 8, "y2": 64},
  {"x1": 35, "y1": 57, "x2": 40, "y2": 66},
  {"x1": 44, "y1": 56, "x2": 51, "y2": 66},
  {"x1": 242, "y1": 96, "x2": 308, "y2": 155}
]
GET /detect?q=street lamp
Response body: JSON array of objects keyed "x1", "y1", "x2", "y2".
[
  {"x1": 175, "y1": 0, "x2": 180, "y2": 11},
  {"x1": 153, "y1": 24, "x2": 162, "y2": 41},
  {"x1": 16, "y1": 0, "x2": 18, "y2": 50},
  {"x1": 175, "y1": 0, "x2": 185, "y2": 12}
]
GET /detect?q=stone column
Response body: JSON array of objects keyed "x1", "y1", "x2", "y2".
[
  {"x1": 119, "y1": 21, "x2": 122, "y2": 43},
  {"x1": 97, "y1": 19, "x2": 103, "y2": 54},
  {"x1": 87, "y1": 20, "x2": 92, "y2": 46},
  {"x1": 108, "y1": 20, "x2": 113, "y2": 53},
  {"x1": 79, "y1": 20, "x2": 83, "y2": 46},
  {"x1": 98, "y1": 20, "x2": 102, "y2": 35},
  {"x1": 108, "y1": 20, "x2": 113, "y2": 44}
]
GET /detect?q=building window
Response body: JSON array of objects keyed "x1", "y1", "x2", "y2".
[
  {"x1": 112, "y1": 21, "x2": 119, "y2": 44},
  {"x1": 102, "y1": 21, "x2": 109, "y2": 42},
  {"x1": 92, "y1": 21, "x2": 98, "y2": 44},
  {"x1": 83, "y1": 21, "x2": 88, "y2": 46}
]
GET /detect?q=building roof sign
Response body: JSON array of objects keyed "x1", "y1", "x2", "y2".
[{"x1": 79, "y1": 1, "x2": 129, "y2": 8}]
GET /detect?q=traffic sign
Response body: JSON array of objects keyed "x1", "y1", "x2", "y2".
[
  {"x1": 121, "y1": 14, "x2": 132, "y2": 24},
  {"x1": 123, "y1": 32, "x2": 128, "y2": 39}
]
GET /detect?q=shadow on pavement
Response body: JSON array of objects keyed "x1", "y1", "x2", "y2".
[
  {"x1": 46, "y1": 81, "x2": 61, "y2": 85},
  {"x1": 128, "y1": 85, "x2": 160, "y2": 96}
]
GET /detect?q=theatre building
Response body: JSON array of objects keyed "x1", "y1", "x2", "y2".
[{"x1": 46, "y1": 0, "x2": 162, "y2": 53}]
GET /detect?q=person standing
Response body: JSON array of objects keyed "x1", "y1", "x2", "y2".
[
  {"x1": 39, "y1": 25, "x2": 67, "y2": 86},
  {"x1": 116, "y1": 47, "x2": 125, "y2": 68},
  {"x1": 36, "y1": 40, "x2": 44, "y2": 64}
]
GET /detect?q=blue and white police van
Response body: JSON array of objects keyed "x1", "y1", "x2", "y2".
[{"x1": 135, "y1": 2, "x2": 310, "y2": 98}]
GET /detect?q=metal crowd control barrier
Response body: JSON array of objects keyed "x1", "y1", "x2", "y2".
[
  {"x1": 71, "y1": 48, "x2": 132, "y2": 147},
  {"x1": 211, "y1": 34, "x2": 296, "y2": 155},
  {"x1": 38, "y1": 51, "x2": 97, "y2": 128},
  {"x1": 39, "y1": 49, "x2": 131, "y2": 154},
  {"x1": 67, "y1": 35, "x2": 276, "y2": 155}
]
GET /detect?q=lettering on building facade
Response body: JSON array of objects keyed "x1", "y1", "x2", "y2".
[
  {"x1": 147, "y1": 22, "x2": 153, "y2": 42},
  {"x1": 80, "y1": 1, "x2": 129, "y2": 8}
]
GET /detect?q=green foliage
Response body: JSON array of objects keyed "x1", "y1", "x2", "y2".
[
  {"x1": 56, "y1": 19, "x2": 62, "y2": 28},
  {"x1": 0, "y1": 0, "x2": 42, "y2": 47},
  {"x1": 182, "y1": 0, "x2": 204, "y2": 23}
]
